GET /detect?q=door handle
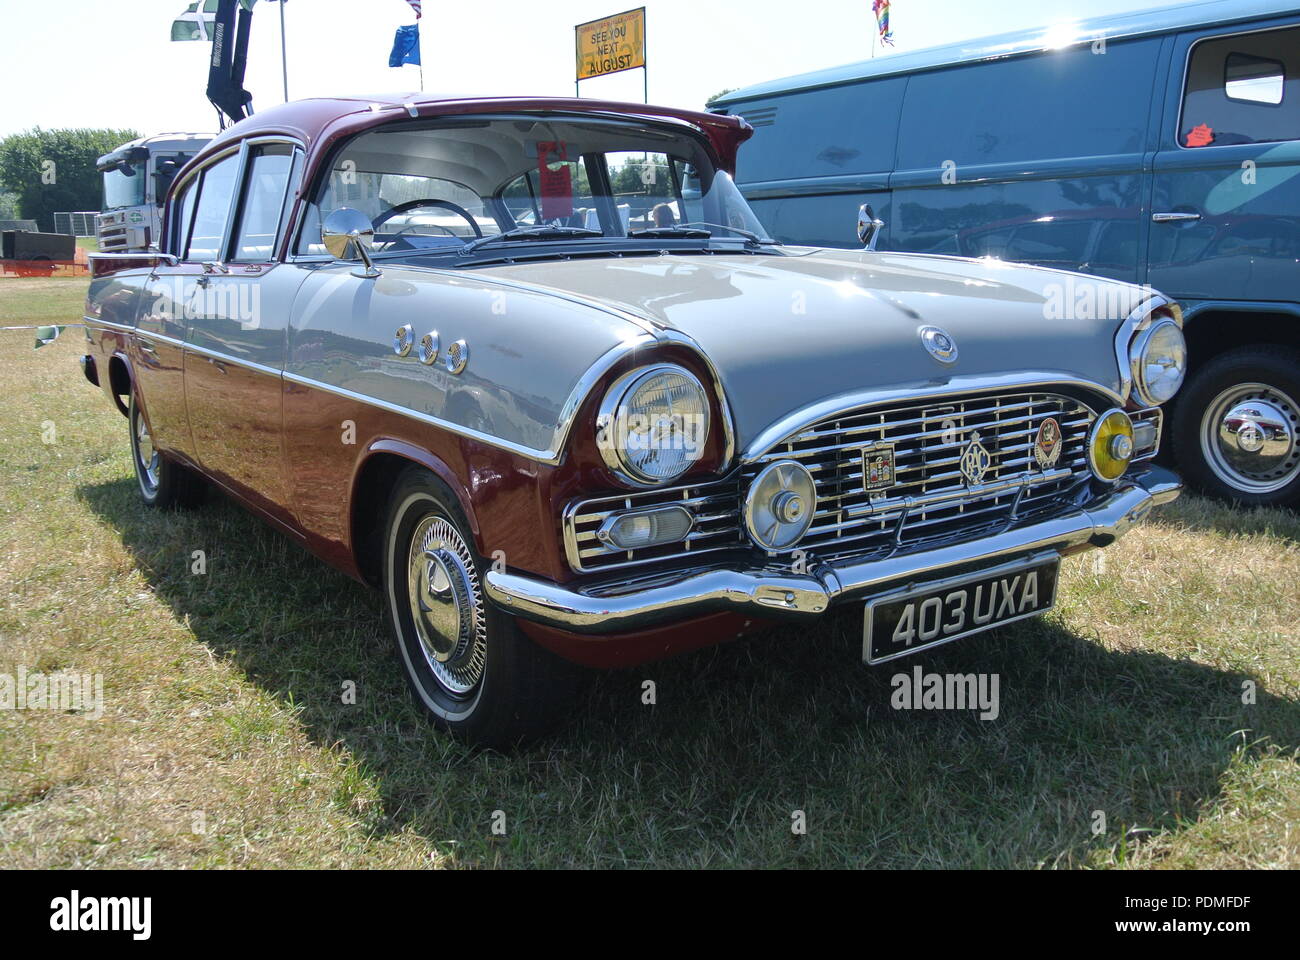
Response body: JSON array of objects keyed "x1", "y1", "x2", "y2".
[
  {"x1": 1152, "y1": 212, "x2": 1203, "y2": 223},
  {"x1": 208, "y1": 357, "x2": 228, "y2": 374}
]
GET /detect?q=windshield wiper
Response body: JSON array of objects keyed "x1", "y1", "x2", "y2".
[
  {"x1": 627, "y1": 226, "x2": 713, "y2": 239},
  {"x1": 459, "y1": 225, "x2": 603, "y2": 257},
  {"x1": 678, "y1": 222, "x2": 781, "y2": 246}
]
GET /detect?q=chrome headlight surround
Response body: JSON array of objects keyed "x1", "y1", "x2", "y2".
[
  {"x1": 596, "y1": 363, "x2": 711, "y2": 486},
  {"x1": 1129, "y1": 318, "x2": 1187, "y2": 406},
  {"x1": 1117, "y1": 296, "x2": 1185, "y2": 407}
]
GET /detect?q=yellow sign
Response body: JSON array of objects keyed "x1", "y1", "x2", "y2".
[{"x1": 575, "y1": 7, "x2": 646, "y2": 81}]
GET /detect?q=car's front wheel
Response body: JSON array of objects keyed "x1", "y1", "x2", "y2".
[
  {"x1": 1171, "y1": 346, "x2": 1300, "y2": 508},
  {"x1": 383, "y1": 465, "x2": 579, "y2": 747},
  {"x1": 129, "y1": 393, "x2": 205, "y2": 509}
]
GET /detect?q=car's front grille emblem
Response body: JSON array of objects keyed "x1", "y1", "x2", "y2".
[{"x1": 960, "y1": 431, "x2": 992, "y2": 486}]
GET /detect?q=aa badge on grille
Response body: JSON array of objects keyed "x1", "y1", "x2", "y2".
[
  {"x1": 1034, "y1": 417, "x2": 1063, "y2": 470},
  {"x1": 863, "y1": 443, "x2": 896, "y2": 492},
  {"x1": 959, "y1": 432, "x2": 992, "y2": 486}
]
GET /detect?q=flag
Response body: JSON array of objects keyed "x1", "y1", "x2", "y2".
[
  {"x1": 872, "y1": 0, "x2": 895, "y2": 47},
  {"x1": 389, "y1": 23, "x2": 421, "y2": 67},
  {"x1": 405, "y1": 0, "x2": 423, "y2": 18},
  {"x1": 171, "y1": 0, "x2": 256, "y2": 41}
]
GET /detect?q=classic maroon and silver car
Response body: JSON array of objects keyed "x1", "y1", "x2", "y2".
[{"x1": 79, "y1": 94, "x2": 1186, "y2": 745}]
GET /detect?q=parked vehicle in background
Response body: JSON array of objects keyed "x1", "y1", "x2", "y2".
[
  {"x1": 96, "y1": 133, "x2": 212, "y2": 252},
  {"x1": 714, "y1": 0, "x2": 1300, "y2": 506},
  {"x1": 77, "y1": 94, "x2": 1183, "y2": 746},
  {"x1": 0, "y1": 229, "x2": 75, "y2": 261}
]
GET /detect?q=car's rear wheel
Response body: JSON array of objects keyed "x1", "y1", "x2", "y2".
[
  {"x1": 129, "y1": 393, "x2": 205, "y2": 509},
  {"x1": 1171, "y1": 346, "x2": 1300, "y2": 507},
  {"x1": 383, "y1": 465, "x2": 579, "y2": 747}
]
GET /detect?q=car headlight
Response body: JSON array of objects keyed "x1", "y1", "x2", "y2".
[
  {"x1": 1130, "y1": 318, "x2": 1186, "y2": 406},
  {"x1": 1088, "y1": 408, "x2": 1136, "y2": 483},
  {"x1": 597, "y1": 364, "x2": 710, "y2": 485}
]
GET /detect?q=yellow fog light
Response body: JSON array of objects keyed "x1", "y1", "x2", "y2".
[{"x1": 1088, "y1": 409, "x2": 1136, "y2": 483}]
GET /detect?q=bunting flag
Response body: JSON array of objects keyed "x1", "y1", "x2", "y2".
[
  {"x1": 389, "y1": 23, "x2": 421, "y2": 67},
  {"x1": 872, "y1": 0, "x2": 895, "y2": 47},
  {"x1": 405, "y1": 0, "x2": 423, "y2": 18}
]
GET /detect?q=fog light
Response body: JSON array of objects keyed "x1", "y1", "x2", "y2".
[
  {"x1": 1088, "y1": 409, "x2": 1136, "y2": 483},
  {"x1": 744, "y1": 460, "x2": 817, "y2": 551},
  {"x1": 597, "y1": 505, "x2": 693, "y2": 550}
]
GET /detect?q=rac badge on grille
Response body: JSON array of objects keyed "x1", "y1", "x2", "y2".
[
  {"x1": 960, "y1": 431, "x2": 992, "y2": 486},
  {"x1": 1034, "y1": 417, "x2": 1063, "y2": 470},
  {"x1": 863, "y1": 443, "x2": 896, "y2": 492},
  {"x1": 919, "y1": 325, "x2": 958, "y2": 364}
]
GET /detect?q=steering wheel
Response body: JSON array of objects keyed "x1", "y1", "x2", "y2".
[{"x1": 371, "y1": 199, "x2": 483, "y2": 238}]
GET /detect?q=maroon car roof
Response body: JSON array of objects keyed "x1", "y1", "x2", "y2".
[{"x1": 195, "y1": 94, "x2": 754, "y2": 173}]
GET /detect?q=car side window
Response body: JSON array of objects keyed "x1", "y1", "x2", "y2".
[
  {"x1": 1181, "y1": 26, "x2": 1300, "y2": 148},
  {"x1": 184, "y1": 153, "x2": 241, "y2": 262},
  {"x1": 230, "y1": 145, "x2": 293, "y2": 262},
  {"x1": 170, "y1": 177, "x2": 199, "y2": 257}
]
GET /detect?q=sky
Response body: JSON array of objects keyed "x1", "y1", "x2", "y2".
[{"x1": 0, "y1": 0, "x2": 1190, "y2": 138}]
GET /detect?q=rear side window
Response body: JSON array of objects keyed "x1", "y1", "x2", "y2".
[
  {"x1": 1181, "y1": 26, "x2": 1300, "y2": 147},
  {"x1": 170, "y1": 178, "x2": 199, "y2": 257},
  {"x1": 184, "y1": 153, "x2": 240, "y2": 261},
  {"x1": 230, "y1": 145, "x2": 293, "y2": 262}
]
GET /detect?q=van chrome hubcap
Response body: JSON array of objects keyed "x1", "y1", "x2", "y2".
[
  {"x1": 1202, "y1": 383, "x2": 1299, "y2": 493},
  {"x1": 406, "y1": 516, "x2": 486, "y2": 696}
]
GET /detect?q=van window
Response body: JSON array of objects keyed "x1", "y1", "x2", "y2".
[
  {"x1": 231, "y1": 145, "x2": 293, "y2": 262},
  {"x1": 185, "y1": 154, "x2": 240, "y2": 261},
  {"x1": 170, "y1": 177, "x2": 199, "y2": 256},
  {"x1": 1181, "y1": 27, "x2": 1299, "y2": 147}
]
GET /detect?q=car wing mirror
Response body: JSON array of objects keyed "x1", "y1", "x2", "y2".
[
  {"x1": 857, "y1": 203, "x2": 885, "y2": 251},
  {"x1": 322, "y1": 207, "x2": 382, "y2": 279}
]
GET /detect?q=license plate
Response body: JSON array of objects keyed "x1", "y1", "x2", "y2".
[{"x1": 863, "y1": 558, "x2": 1060, "y2": 664}]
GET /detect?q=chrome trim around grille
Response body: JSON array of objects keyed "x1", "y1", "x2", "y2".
[{"x1": 744, "y1": 390, "x2": 1100, "y2": 564}]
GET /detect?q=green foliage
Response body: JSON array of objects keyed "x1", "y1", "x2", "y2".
[
  {"x1": 706, "y1": 88, "x2": 738, "y2": 107},
  {"x1": 0, "y1": 128, "x2": 139, "y2": 231},
  {"x1": 0, "y1": 191, "x2": 20, "y2": 220}
]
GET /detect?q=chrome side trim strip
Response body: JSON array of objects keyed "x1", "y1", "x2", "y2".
[
  {"x1": 84, "y1": 316, "x2": 134, "y2": 332},
  {"x1": 741, "y1": 373, "x2": 1123, "y2": 463},
  {"x1": 281, "y1": 370, "x2": 564, "y2": 463},
  {"x1": 485, "y1": 465, "x2": 1183, "y2": 635},
  {"x1": 185, "y1": 341, "x2": 283, "y2": 378}
]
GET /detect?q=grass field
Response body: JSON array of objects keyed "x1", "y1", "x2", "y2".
[{"x1": 0, "y1": 277, "x2": 1296, "y2": 869}]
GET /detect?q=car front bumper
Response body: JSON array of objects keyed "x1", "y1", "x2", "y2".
[{"x1": 484, "y1": 465, "x2": 1183, "y2": 636}]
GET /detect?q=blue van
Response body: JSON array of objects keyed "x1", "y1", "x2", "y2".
[{"x1": 713, "y1": 0, "x2": 1300, "y2": 507}]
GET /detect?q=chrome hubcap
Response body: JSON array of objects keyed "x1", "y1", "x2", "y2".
[
  {"x1": 1202, "y1": 383, "x2": 1300, "y2": 493},
  {"x1": 135, "y1": 412, "x2": 159, "y2": 490},
  {"x1": 406, "y1": 516, "x2": 486, "y2": 697}
]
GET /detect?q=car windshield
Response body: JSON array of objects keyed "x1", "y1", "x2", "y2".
[
  {"x1": 102, "y1": 161, "x2": 147, "y2": 211},
  {"x1": 295, "y1": 115, "x2": 775, "y2": 259}
]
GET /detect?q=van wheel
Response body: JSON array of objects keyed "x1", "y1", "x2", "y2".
[
  {"x1": 1171, "y1": 346, "x2": 1300, "y2": 507},
  {"x1": 129, "y1": 393, "x2": 205, "y2": 509},
  {"x1": 382, "y1": 465, "x2": 579, "y2": 748}
]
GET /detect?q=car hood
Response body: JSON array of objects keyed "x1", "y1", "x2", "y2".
[{"x1": 468, "y1": 249, "x2": 1148, "y2": 455}]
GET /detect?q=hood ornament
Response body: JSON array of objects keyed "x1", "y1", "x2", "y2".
[{"x1": 919, "y1": 326, "x2": 958, "y2": 364}]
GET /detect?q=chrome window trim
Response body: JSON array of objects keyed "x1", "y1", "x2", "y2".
[
  {"x1": 741, "y1": 373, "x2": 1124, "y2": 463},
  {"x1": 1174, "y1": 22, "x2": 1300, "y2": 153}
]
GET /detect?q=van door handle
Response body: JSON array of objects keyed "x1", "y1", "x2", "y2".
[{"x1": 1152, "y1": 212, "x2": 1203, "y2": 223}]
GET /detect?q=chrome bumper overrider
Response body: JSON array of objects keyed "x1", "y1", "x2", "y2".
[{"x1": 484, "y1": 465, "x2": 1183, "y2": 636}]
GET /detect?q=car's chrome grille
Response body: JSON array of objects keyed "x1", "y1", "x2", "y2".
[
  {"x1": 746, "y1": 392, "x2": 1097, "y2": 564},
  {"x1": 564, "y1": 481, "x2": 744, "y2": 574}
]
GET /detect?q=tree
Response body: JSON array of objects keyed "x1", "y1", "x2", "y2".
[
  {"x1": 0, "y1": 127, "x2": 139, "y2": 232},
  {"x1": 705, "y1": 88, "x2": 738, "y2": 108}
]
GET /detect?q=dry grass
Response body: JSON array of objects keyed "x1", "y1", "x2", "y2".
[{"x1": 0, "y1": 277, "x2": 1296, "y2": 868}]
